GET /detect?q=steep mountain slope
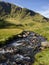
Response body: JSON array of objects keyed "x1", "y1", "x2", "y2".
[
  {"x1": 0, "y1": 2, "x2": 49, "y2": 65},
  {"x1": 0, "y1": 1, "x2": 49, "y2": 24},
  {"x1": 0, "y1": 1, "x2": 49, "y2": 42}
]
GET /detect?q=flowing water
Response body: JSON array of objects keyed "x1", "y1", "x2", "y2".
[{"x1": 0, "y1": 31, "x2": 46, "y2": 65}]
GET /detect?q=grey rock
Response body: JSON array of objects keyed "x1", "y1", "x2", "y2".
[{"x1": 0, "y1": 31, "x2": 48, "y2": 65}]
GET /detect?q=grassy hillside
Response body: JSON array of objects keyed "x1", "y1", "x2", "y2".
[
  {"x1": 33, "y1": 48, "x2": 49, "y2": 65},
  {"x1": 0, "y1": 1, "x2": 49, "y2": 22},
  {"x1": 0, "y1": 1, "x2": 49, "y2": 42},
  {"x1": 0, "y1": 1, "x2": 49, "y2": 65}
]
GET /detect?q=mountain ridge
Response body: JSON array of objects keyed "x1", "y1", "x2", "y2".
[
  {"x1": 0, "y1": 2, "x2": 49, "y2": 50},
  {"x1": 0, "y1": 1, "x2": 49, "y2": 22}
]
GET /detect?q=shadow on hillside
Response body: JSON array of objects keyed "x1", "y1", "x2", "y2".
[
  {"x1": 0, "y1": 19, "x2": 24, "y2": 28},
  {"x1": 0, "y1": 2, "x2": 11, "y2": 15}
]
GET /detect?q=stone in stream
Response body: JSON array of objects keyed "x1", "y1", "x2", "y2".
[
  {"x1": 0, "y1": 31, "x2": 48, "y2": 65},
  {"x1": 41, "y1": 41, "x2": 49, "y2": 48}
]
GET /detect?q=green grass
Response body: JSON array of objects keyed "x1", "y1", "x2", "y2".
[
  {"x1": 0, "y1": 2, "x2": 49, "y2": 42},
  {"x1": 0, "y1": 29, "x2": 22, "y2": 42},
  {"x1": 33, "y1": 48, "x2": 49, "y2": 65},
  {"x1": 0, "y1": 21, "x2": 49, "y2": 64},
  {"x1": 0, "y1": 2, "x2": 49, "y2": 65},
  {"x1": 19, "y1": 22, "x2": 49, "y2": 41},
  {"x1": 0, "y1": 22, "x2": 49, "y2": 65},
  {"x1": 0, "y1": 21, "x2": 49, "y2": 42}
]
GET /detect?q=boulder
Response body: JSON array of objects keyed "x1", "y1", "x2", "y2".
[{"x1": 41, "y1": 41, "x2": 49, "y2": 48}]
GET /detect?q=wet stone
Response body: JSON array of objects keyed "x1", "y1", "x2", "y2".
[{"x1": 0, "y1": 31, "x2": 48, "y2": 65}]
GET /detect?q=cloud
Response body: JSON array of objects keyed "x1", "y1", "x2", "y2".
[
  {"x1": 40, "y1": 9, "x2": 49, "y2": 18},
  {"x1": 37, "y1": 4, "x2": 49, "y2": 18}
]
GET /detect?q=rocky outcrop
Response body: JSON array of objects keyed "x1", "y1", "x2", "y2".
[{"x1": 0, "y1": 31, "x2": 48, "y2": 65}]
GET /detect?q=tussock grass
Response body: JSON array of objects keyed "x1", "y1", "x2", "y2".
[{"x1": 33, "y1": 48, "x2": 49, "y2": 65}]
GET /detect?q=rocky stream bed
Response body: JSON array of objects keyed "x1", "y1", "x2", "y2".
[{"x1": 0, "y1": 31, "x2": 49, "y2": 65}]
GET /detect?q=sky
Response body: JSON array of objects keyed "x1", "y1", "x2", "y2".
[{"x1": 2, "y1": 0, "x2": 49, "y2": 18}]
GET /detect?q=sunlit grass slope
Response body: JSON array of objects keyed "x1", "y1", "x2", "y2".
[
  {"x1": 0, "y1": 1, "x2": 49, "y2": 42},
  {"x1": 0, "y1": 29, "x2": 22, "y2": 42},
  {"x1": 0, "y1": 21, "x2": 49, "y2": 42},
  {"x1": 33, "y1": 48, "x2": 49, "y2": 65},
  {"x1": 0, "y1": 1, "x2": 49, "y2": 65}
]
